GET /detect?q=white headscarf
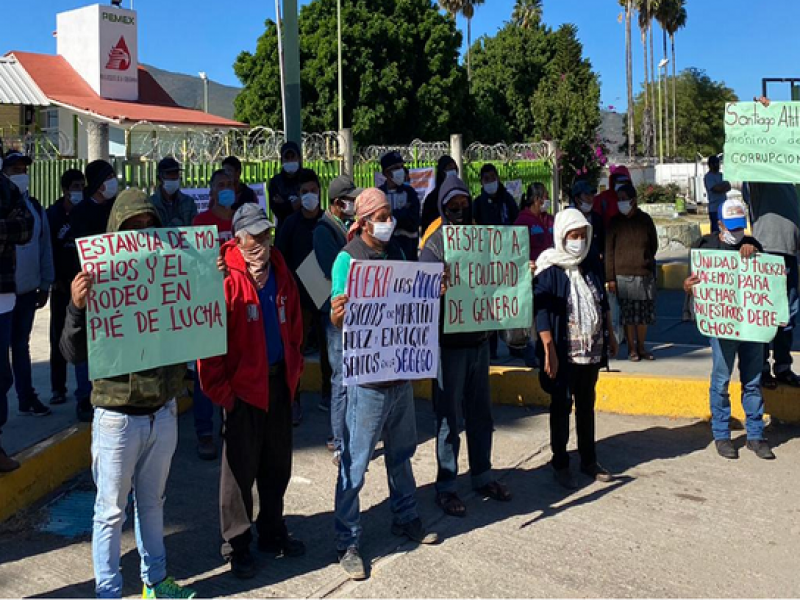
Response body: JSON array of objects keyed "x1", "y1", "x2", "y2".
[{"x1": 536, "y1": 208, "x2": 599, "y2": 352}]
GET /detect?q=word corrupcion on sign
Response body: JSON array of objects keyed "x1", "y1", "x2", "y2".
[
  {"x1": 443, "y1": 225, "x2": 533, "y2": 334},
  {"x1": 77, "y1": 226, "x2": 227, "y2": 380},
  {"x1": 343, "y1": 260, "x2": 443, "y2": 386},
  {"x1": 691, "y1": 249, "x2": 789, "y2": 343}
]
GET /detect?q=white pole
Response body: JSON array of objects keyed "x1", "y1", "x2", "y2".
[{"x1": 275, "y1": 0, "x2": 288, "y2": 134}]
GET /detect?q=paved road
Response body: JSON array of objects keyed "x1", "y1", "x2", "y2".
[{"x1": 1, "y1": 398, "x2": 799, "y2": 598}]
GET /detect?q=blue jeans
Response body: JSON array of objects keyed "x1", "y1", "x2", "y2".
[
  {"x1": 0, "y1": 310, "x2": 12, "y2": 438},
  {"x1": 192, "y1": 363, "x2": 214, "y2": 438},
  {"x1": 92, "y1": 400, "x2": 178, "y2": 598},
  {"x1": 323, "y1": 314, "x2": 346, "y2": 453},
  {"x1": 709, "y1": 338, "x2": 764, "y2": 441},
  {"x1": 334, "y1": 382, "x2": 418, "y2": 551},
  {"x1": 75, "y1": 362, "x2": 92, "y2": 400},
  {"x1": 7, "y1": 291, "x2": 38, "y2": 408},
  {"x1": 765, "y1": 254, "x2": 799, "y2": 375}
]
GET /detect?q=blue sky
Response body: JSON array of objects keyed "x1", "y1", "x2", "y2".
[{"x1": 5, "y1": 0, "x2": 800, "y2": 108}]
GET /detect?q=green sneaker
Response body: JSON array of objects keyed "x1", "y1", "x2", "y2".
[{"x1": 142, "y1": 576, "x2": 196, "y2": 599}]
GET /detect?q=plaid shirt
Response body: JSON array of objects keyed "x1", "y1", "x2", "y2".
[{"x1": 0, "y1": 176, "x2": 34, "y2": 294}]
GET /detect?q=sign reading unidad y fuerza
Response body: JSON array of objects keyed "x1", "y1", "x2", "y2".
[
  {"x1": 691, "y1": 249, "x2": 788, "y2": 343},
  {"x1": 77, "y1": 226, "x2": 227, "y2": 380},
  {"x1": 343, "y1": 260, "x2": 443, "y2": 386}
]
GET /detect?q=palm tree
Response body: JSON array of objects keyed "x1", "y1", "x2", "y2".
[
  {"x1": 637, "y1": 0, "x2": 656, "y2": 156},
  {"x1": 513, "y1": 0, "x2": 543, "y2": 29},
  {"x1": 620, "y1": 0, "x2": 635, "y2": 157},
  {"x1": 665, "y1": 0, "x2": 687, "y2": 155},
  {"x1": 656, "y1": 0, "x2": 671, "y2": 156},
  {"x1": 438, "y1": 0, "x2": 486, "y2": 82}
]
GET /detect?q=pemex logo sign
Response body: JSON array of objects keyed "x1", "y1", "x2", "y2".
[{"x1": 105, "y1": 36, "x2": 131, "y2": 71}]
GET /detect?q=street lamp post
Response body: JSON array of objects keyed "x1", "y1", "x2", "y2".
[
  {"x1": 199, "y1": 72, "x2": 209, "y2": 114},
  {"x1": 658, "y1": 57, "x2": 669, "y2": 164}
]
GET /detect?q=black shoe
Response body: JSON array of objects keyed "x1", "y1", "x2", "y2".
[
  {"x1": 50, "y1": 392, "x2": 67, "y2": 406},
  {"x1": 391, "y1": 518, "x2": 439, "y2": 545},
  {"x1": 230, "y1": 550, "x2": 257, "y2": 579},
  {"x1": 553, "y1": 467, "x2": 578, "y2": 490},
  {"x1": 746, "y1": 439, "x2": 776, "y2": 460},
  {"x1": 258, "y1": 532, "x2": 305, "y2": 557},
  {"x1": 76, "y1": 398, "x2": 94, "y2": 422},
  {"x1": 19, "y1": 397, "x2": 52, "y2": 417},
  {"x1": 774, "y1": 370, "x2": 800, "y2": 388},
  {"x1": 761, "y1": 372, "x2": 778, "y2": 390},
  {"x1": 715, "y1": 439, "x2": 738, "y2": 459},
  {"x1": 338, "y1": 546, "x2": 366, "y2": 580},
  {"x1": 580, "y1": 463, "x2": 613, "y2": 482}
]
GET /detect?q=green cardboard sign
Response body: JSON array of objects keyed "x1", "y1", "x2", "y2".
[
  {"x1": 76, "y1": 226, "x2": 227, "y2": 380},
  {"x1": 723, "y1": 101, "x2": 800, "y2": 183},
  {"x1": 691, "y1": 249, "x2": 789, "y2": 343},
  {"x1": 442, "y1": 225, "x2": 532, "y2": 333}
]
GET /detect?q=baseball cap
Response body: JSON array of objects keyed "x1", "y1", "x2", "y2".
[
  {"x1": 232, "y1": 204, "x2": 275, "y2": 237},
  {"x1": 572, "y1": 180, "x2": 597, "y2": 197},
  {"x1": 328, "y1": 175, "x2": 364, "y2": 201},
  {"x1": 719, "y1": 199, "x2": 747, "y2": 231},
  {"x1": 157, "y1": 157, "x2": 181, "y2": 172},
  {"x1": 3, "y1": 151, "x2": 32, "y2": 167},
  {"x1": 380, "y1": 151, "x2": 404, "y2": 172}
]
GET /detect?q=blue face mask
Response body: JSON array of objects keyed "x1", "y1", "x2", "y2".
[{"x1": 218, "y1": 189, "x2": 235, "y2": 207}]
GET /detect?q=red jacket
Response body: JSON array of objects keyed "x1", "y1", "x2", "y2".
[
  {"x1": 198, "y1": 240, "x2": 304, "y2": 413},
  {"x1": 514, "y1": 209, "x2": 554, "y2": 262},
  {"x1": 593, "y1": 165, "x2": 632, "y2": 228}
]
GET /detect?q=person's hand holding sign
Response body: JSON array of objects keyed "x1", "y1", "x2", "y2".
[
  {"x1": 683, "y1": 273, "x2": 701, "y2": 295},
  {"x1": 71, "y1": 271, "x2": 94, "y2": 310},
  {"x1": 441, "y1": 265, "x2": 450, "y2": 297},
  {"x1": 739, "y1": 244, "x2": 757, "y2": 259},
  {"x1": 331, "y1": 294, "x2": 348, "y2": 329}
]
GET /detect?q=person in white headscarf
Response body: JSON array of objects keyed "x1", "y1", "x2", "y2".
[{"x1": 534, "y1": 208, "x2": 618, "y2": 490}]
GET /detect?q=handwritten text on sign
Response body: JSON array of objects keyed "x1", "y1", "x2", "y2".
[
  {"x1": 343, "y1": 260, "x2": 443, "y2": 386},
  {"x1": 691, "y1": 249, "x2": 788, "y2": 343},
  {"x1": 723, "y1": 102, "x2": 800, "y2": 183},
  {"x1": 77, "y1": 226, "x2": 227, "y2": 380},
  {"x1": 443, "y1": 225, "x2": 532, "y2": 333}
]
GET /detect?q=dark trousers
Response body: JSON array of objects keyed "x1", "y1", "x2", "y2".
[
  {"x1": 0, "y1": 311, "x2": 12, "y2": 437},
  {"x1": 709, "y1": 210, "x2": 719, "y2": 233},
  {"x1": 219, "y1": 366, "x2": 293, "y2": 558},
  {"x1": 549, "y1": 363, "x2": 600, "y2": 471},
  {"x1": 764, "y1": 254, "x2": 798, "y2": 375},
  {"x1": 49, "y1": 289, "x2": 91, "y2": 399}
]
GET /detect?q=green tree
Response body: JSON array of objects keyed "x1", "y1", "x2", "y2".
[
  {"x1": 632, "y1": 68, "x2": 737, "y2": 160},
  {"x1": 234, "y1": 0, "x2": 468, "y2": 145},
  {"x1": 438, "y1": 0, "x2": 486, "y2": 81},
  {"x1": 511, "y1": 0, "x2": 543, "y2": 30}
]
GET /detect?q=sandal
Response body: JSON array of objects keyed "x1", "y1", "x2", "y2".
[
  {"x1": 436, "y1": 492, "x2": 467, "y2": 517},
  {"x1": 628, "y1": 353, "x2": 641, "y2": 362},
  {"x1": 640, "y1": 352, "x2": 656, "y2": 361},
  {"x1": 477, "y1": 481, "x2": 512, "y2": 502}
]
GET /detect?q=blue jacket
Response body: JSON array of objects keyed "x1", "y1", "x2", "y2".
[{"x1": 534, "y1": 259, "x2": 609, "y2": 392}]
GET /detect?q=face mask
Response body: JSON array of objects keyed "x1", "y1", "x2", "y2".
[
  {"x1": 301, "y1": 192, "x2": 319, "y2": 211},
  {"x1": 240, "y1": 242, "x2": 271, "y2": 289},
  {"x1": 101, "y1": 178, "x2": 118, "y2": 200},
  {"x1": 283, "y1": 161, "x2": 299, "y2": 175},
  {"x1": 9, "y1": 174, "x2": 29, "y2": 195},
  {"x1": 542, "y1": 200, "x2": 551, "y2": 212},
  {"x1": 618, "y1": 200, "x2": 632, "y2": 215},
  {"x1": 445, "y1": 207, "x2": 466, "y2": 225},
  {"x1": 370, "y1": 217, "x2": 396, "y2": 242},
  {"x1": 565, "y1": 238, "x2": 586, "y2": 257},
  {"x1": 217, "y1": 189, "x2": 235, "y2": 208},
  {"x1": 484, "y1": 181, "x2": 499, "y2": 196},
  {"x1": 722, "y1": 229, "x2": 745, "y2": 246},
  {"x1": 69, "y1": 191, "x2": 83, "y2": 205},
  {"x1": 162, "y1": 179, "x2": 181, "y2": 195},
  {"x1": 579, "y1": 201, "x2": 593, "y2": 214},
  {"x1": 391, "y1": 169, "x2": 406, "y2": 186},
  {"x1": 342, "y1": 200, "x2": 355, "y2": 217}
]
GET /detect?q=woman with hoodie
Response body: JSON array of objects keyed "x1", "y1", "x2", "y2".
[
  {"x1": 535, "y1": 209, "x2": 618, "y2": 490},
  {"x1": 420, "y1": 175, "x2": 512, "y2": 518},
  {"x1": 420, "y1": 155, "x2": 458, "y2": 235}
]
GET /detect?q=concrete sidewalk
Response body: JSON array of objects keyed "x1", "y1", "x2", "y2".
[{"x1": 1, "y1": 399, "x2": 799, "y2": 597}]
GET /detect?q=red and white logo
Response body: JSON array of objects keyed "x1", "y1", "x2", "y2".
[{"x1": 105, "y1": 36, "x2": 131, "y2": 71}]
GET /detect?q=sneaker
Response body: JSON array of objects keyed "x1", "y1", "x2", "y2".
[
  {"x1": 50, "y1": 392, "x2": 67, "y2": 406},
  {"x1": 553, "y1": 467, "x2": 578, "y2": 490},
  {"x1": 391, "y1": 518, "x2": 439, "y2": 545},
  {"x1": 76, "y1": 397, "x2": 94, "y2": 423},
  {"x1": 258, "y1": 531, "x2": 305, "y2": 558},
  {"x1": 230, "y1": 549, "x2": 257, "y2": 579},
  {"x1": 142, "y1": 576, "x2": 196, "y2": 598},
  {"x1": 580, "y1": 463, "x2": 613, "y2": 482},
  {"x1": 292, "y1": 401, "x2": 303, "y2": 427},
  {"x1": 715, "y1": 439, "x2": 738, "y2": 460},
  {"x1": 19, "y1": 397, "x2": 52, "y2": 417},
  {"x1": 338, "y1": 546, "x2": 367, "y2": 580},
  {"x1": 196, "y1": 436, "x2": 217, "y2": 461},
  {"x1": 0, "y1": 448, "x2": 20, "y2": 473},
  {"x1": 746, "y1": 439, "x2": 776, "y2": 460}
]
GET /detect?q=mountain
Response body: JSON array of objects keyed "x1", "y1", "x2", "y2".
[
  {"x1": 142, "y1": 64, "x2": 241, "y2": 122},
  {"x1": 599, "y1": 109, "x2": 626, "y2": 156}
]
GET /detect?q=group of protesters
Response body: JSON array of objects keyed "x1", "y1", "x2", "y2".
[{"x1": 0, "y1": 138, "x2": 797, "y2": 598}]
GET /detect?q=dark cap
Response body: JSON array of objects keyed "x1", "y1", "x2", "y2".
[
  {"x1": 571, "y1": 180, "x2": 597, "y2": 197},
  {"x1": 157, "y1": 157, "x2": 181, "y2": 173},
  {"x1": 328, "y1": 175, "x2": 364, "y2": 201},
  {"x1": 380, "y1": 151, "x2": 404, "y2": 172},
  {"x1": 232, "y1": 203, "x2": 275, "y2": 237},
  {"x1": 280, "y1": 141, "x2": 301, "y2": 160},
  {"x1": 3, "y1": 151, "x2": 32, "y2": 168}
]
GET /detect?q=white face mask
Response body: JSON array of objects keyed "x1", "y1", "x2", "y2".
[
  {"x1": 162, "y1": 179, "x2": 181, "y2": 195},
  {"x1": 283, "y1": 161, "x2": 299, "y2": 175},
  {"x1": 722, "y1": 229, "x2": 745, "y2": 246},
  {"x1": 484, "y1": 181, "x2": 499, "y2": 196},
  {"x1": 342, "y1": 200, "x2": 355, "y2": 217},
  {"x1": 301, "y1": 192, "x2": 319, "y2": 211},
  {"x1": 565, "y1": 238, "x2": 586, "y2": 257},
  {"x1": 370, "y1": 217, "x2": 396, "y2": 242},
  {"x1": 618, "y1": 200, "x2": 632, "y2": 215},
  {"x1": 69, "y1": 191, "x2": 84, "y2": 205},
  {"x1": 542, "y1": 200, "x2": 551, "y2": 212},
  {"x1": 101, "y1": 178, "x2": 118, "y2": 200},
  {"x1": 391, "y1": 169, "x2": 406, "y2": 186},
  {"x1": 579, "y1": 201, "x2": 593, "y2": 214},
  {"x1": 9, "y1": 173, "x2": 29, "y2": 196}
]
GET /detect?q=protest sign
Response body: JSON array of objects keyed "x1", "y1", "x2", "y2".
[
  {"x1": 297, "y1": 251, "x2": 332, "y2": 310},
  {"x1": 182, "y1": 183, "x2": 267, "y2": 213},
  {"x1": 690, "y1": 249, "x2": 789, "y2": 343},
  {"x1": 77, "y1": 226, "x2": 227, "y2": 380},
  {"x1": 343, "y1": 260, "x2": 443, "y2": 386},
  {"x1": 723, "y1": 101, "x2": 800, "y2": 183},
  {"x1": 374, "y1": 167, "x2": 436, "y2": 202},
  {"x1": 443, "y1": 225, "x2": 532, "y2": 333}
]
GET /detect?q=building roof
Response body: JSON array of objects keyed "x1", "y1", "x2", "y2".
[
  {"x1": 6, "y1": 51, "x2": 246, "y2": 129},
  {"x1": 0, "y1": 57, "x2": 49, "y2": 106}
]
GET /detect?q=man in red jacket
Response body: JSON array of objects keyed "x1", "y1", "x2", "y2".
[
  {"x1": 198, "y1": 204, "x2": 305, "y2": 579},
  {"x1": 593, "y1": 165, "x2": 632, "y2": 228}
]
